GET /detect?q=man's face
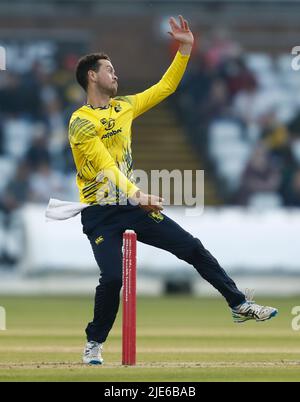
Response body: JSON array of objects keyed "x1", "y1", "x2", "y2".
[{"x1": 89, "y1": 59, "x2": 118, "y2": 97}]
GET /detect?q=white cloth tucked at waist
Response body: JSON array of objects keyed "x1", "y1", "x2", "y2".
[{"x1": 45, "y1": 198, "x2": 89, "y2": 221}]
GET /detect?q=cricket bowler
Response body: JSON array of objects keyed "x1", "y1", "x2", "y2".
[{"x1": 67, "y1": 16, "x2": 278, "y2": 364}]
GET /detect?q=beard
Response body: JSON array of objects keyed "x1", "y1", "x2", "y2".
[
  {"x1": 111, "y1": 84, "x2": 118, "y2": 97},
  {"x1": 97, "y1": 82, "x2": 118, "y2": 98}
]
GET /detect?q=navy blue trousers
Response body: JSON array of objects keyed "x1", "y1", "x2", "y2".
[{"x1": 81, "y1": 204, "x2": 245, "y2": 343}]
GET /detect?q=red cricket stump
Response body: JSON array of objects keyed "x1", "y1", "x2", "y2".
[{"x1": 122, "y1": 230, "x2": 137, "y2": 366}]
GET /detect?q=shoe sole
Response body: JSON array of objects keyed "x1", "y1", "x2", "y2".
[{"x1": 83, "y1": 360, "x2": 104, "y2": 365}]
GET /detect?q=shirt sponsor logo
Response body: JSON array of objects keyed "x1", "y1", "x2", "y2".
[{"x1": 101, "y1": 128, "x2": 122, "y2": 139}]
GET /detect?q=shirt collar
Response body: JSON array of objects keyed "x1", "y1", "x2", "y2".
[{"x1": 86, "y1": 103, "x2": 111, "y2": 110}]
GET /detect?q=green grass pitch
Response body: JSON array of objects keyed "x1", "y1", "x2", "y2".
[{"x1": 0, "y1": 296, "x2": 299, "y2": 382}]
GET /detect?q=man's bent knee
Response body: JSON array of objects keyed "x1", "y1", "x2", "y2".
[{"x1": 98, "y1": 276, "x2": 123, "y2": 289}]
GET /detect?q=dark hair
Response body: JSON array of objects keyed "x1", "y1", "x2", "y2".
[{"x1": 75, "y1": 53, "x2": 111, "y2": 91}]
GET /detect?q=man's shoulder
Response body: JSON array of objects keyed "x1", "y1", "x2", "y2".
[
  {"x1": 69, "y1": 107, "x2": 98, "y2": 143},
  {"x1": 70, "y1": 105, "x2": 97, "y2": 121},
  {"x1": 113, "y1": 95, "x2": 134, "y2": 106},
  {"x1": 69, "y1": 105, "x2": 100, "y2": 130}
]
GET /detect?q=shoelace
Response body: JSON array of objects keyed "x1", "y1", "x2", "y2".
[
  {"x1": 244, "y1": 289, "x2": 268, "y2": 317},
  {"x1": 245, "y1": 288, "x2": 255, "y2": 304}
]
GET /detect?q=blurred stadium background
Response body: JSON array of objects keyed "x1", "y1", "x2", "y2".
[{"x1": 1, "y1": 0, "x2": 300, "y2": 297}]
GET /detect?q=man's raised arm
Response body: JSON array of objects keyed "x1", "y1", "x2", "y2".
[{"x1": 128, "y1": 15, "x2": 194, "y2": 119}]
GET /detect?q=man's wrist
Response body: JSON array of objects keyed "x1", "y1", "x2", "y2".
[{"x1": 178, "y1": 43, "x2": 193, "y2": 56}]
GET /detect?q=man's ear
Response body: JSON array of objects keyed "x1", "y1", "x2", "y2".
[{"x1": 88, "y1": 70, "x2": 98, "y2": 84}]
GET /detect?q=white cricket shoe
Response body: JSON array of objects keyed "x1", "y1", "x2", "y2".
[
  {"x1": 83, "y1": 341, "x2": 104, "y2": 365},
  {"x1": 232, "y1": 289, "x2": 278, "y2": 323}
]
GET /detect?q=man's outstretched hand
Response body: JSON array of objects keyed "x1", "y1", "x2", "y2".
[
  {"x1": 130, "y1": 190, "x2": 164, "y2": 213},
  {"x1": 168, "y1": 15, "x2": 194, "y2": 55}
]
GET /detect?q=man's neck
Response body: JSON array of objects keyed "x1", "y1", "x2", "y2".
[{"x1": 87, "y1": 90, "x2": 111, "y2": 109}]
